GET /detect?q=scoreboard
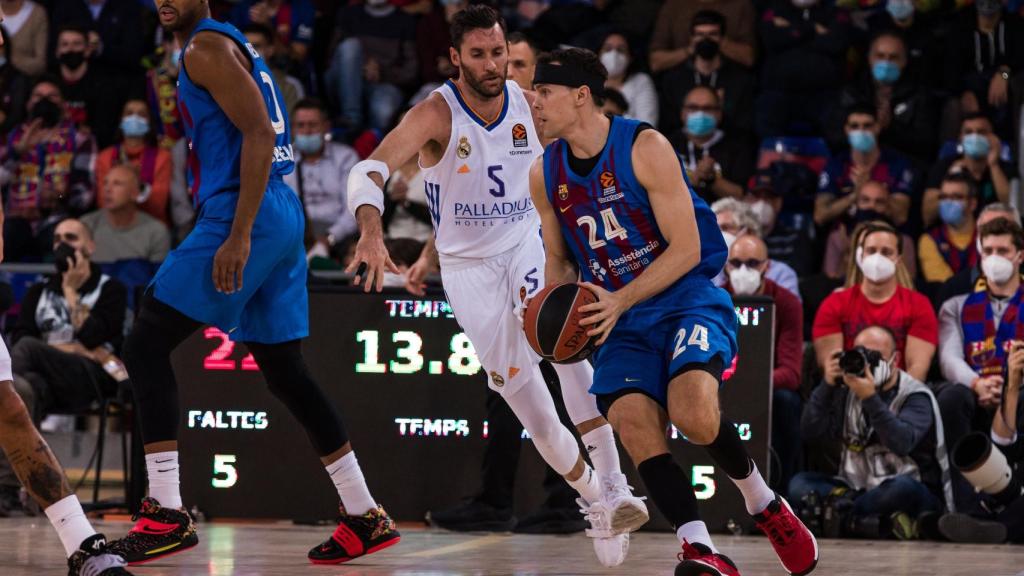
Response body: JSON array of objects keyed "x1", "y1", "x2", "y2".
[{"x1": 175, "y1": 288, "x2": 774, "y2": 532}]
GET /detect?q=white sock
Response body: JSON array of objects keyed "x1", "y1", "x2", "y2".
[
  {"x1": 45, "y1": 494, "x2": 97, "y2": 557},
  {"x1": 567, "y1": 464, "x2": 602, "y2": 503},
  {"x1": 676, "y1": 520, "x2": 718, "y2": 554},
  {"x1": 145, "y1": 450, "x2": 182, "y2": 509},
  {"x1": 581, "y1": 425, "x2": 620, "y2": 475},
  {"x1": 731, "y1": 460, "x2": 775, "y2": 515},
  {"x1": 326, "y1": 451, "x2": 376, "y2": 515}
]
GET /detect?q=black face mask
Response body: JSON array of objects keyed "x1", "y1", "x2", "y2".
[
  {"x1": 853, "y1": 208, "x2": 891, "y2": 225},
  {"x1": 695, "y1": 38, "x2": 720, "y2": 61},
  {"x1": 54, "y1": 242, "x2": 77, "y2": 274},
  {"x1": 58, "y1": 51, "x2": 87, "y2": 70},
  {"x1": 31, "y1": 98, "x2": 63, "y2": 128}
]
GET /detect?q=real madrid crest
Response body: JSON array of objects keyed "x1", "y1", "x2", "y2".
[{"x1": 457, "y1": 136, "x2": 472, "y2": 159}]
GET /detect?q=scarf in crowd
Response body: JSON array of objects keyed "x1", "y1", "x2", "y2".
[
  {"x1": 146, "y1": 68, "x2": 183, "y2": 150},
  {"x1": 115, "y1": 144, "x2": 158, "y2": 185},
  {"x1": 928, "y1": 225, "x2": 978, "y2": 275},
  {"x1": 961, "y1": 278, "x2": 1024, "y2": 377},
  {"x1": 5, "y1": 121, "x2": 79, "y2": 218}
]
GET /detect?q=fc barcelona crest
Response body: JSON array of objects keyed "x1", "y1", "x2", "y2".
[{"x1": 558, "y1": 184, "x2": 569, "y2": 201}]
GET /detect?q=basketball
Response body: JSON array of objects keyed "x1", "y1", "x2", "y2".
[{"x1": 523, "y1": 283, "x2": 599, "y2": 364}]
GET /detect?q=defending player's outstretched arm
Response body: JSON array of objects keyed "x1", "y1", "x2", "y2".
[
  {"x1": 185, "y1": 32, "x2": 276, "y2": 294},
  {"x1": 529, "y1": 156, "x2": 576, "y2": 287},
  {"x1": 346, "y1": 96, "x2": 451, "y2": 292}
]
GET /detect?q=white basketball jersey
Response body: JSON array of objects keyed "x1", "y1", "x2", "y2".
[{"x1": 421, "y1": 80, "x2": 543, "y2": 263}]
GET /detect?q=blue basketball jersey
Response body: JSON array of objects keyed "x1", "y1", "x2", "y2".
[
  {"x1": 177, "y1": 18, "x2": 294, "y2": 210},
  {"x1": 542, "y1": 117, "x2": 727, "y2": 301}
]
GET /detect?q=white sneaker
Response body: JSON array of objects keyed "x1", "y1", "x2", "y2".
[
  {"x1": 601, "y1": 471, "x2": 649, "y2": 534},
  {"x1": 577, "y1": 497, "x2": 630, "y2": 567}
]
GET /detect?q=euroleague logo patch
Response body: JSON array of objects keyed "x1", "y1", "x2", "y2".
[
  {"x1": 600, "y1": 171, "x2": 616, "y2": 193},
  {"x1": 512, "y1": 123, "x2": 528, "y2": 148}
]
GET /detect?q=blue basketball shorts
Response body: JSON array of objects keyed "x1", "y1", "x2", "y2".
[
  {"x1": 150, "y1": 180, "x2": 308, "y2": 343},
  {"x1": 589, "y1": 284, "x2": 737, "y2": 409}
]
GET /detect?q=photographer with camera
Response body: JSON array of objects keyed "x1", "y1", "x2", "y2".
[
  {"x1": 1, "y1": 77, "x2": 96, "y2": 262},
  {"x1": 939, "y1": 339, "x2": 1024, "y2": 543},
  {"x1": 0, "y1": 218, "x2": 126, "y2": 514},
  {"x1": 791, "y1": 325, "x2": 953, "y2": 540}
]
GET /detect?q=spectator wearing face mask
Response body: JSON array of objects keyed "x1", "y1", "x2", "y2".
[
  {"x1": 823, "y1": 180, "x2": 917, "y2": 280},
  {"x1": 670, "y1": 86, "x2": 753, "y2": 204},
  {"x1": 49, "y1": 0, "x2": 145, "y2": 79},
  {"x1": 936, "y1": 203, "x2": 1021, "y2": 304},
  {"x1": 712, "y1": 197, "x2": 801, "y2": 300},
  {"x1": 53, "y1": 23, "x2": 130, "y2": 149},
  {"x1": 936, "y1": 218, "x2": 1024, "y2": 513},
  {"x1": 743, "y1": 169, "x2": 813, "y2": 277},
  {"x1": 94, "y1": 99, "x2": 173, "y2": 227},
  {"x1": 921, "y1": 113, "x2": 1014, "y2": 227},
  {"x1": 864, "y1": 0, "x2": 945, "y2": 89},
  {"x1": 814, "y1": 220, "x2": 937, "y2": 383},
  {"x1": 597, "y1": 31, "x2": 657, "y2": 126},
  {"x1": 658, "y1": 10, "x2": 755, "y2": 136},
  {"x1": 918, "y1": 175, "x2": 980, "y2": 284},
  {"x1": 794, "y1": 325, "x2": 951, "y2": 540},
  {"x1": 648, "y1": 0, "x2": 757, "y2": 72},
  {"x1": 723, "y1": 234, "x2": 803, "y2": 491},
  {"x1": 1, "y1": 77, "x2": 96, "y2": 262},
  {"x1": 283, "y1": 98, "x2": 360, "y2": 259},
  {"x1": 944, "y1": 0, "x2": 1024, "y2": 142},
  {"x1": 815, "y1": 103, "x2": 916, "y2": 229},
  {"x1": 836, "y1": 30, "x2": 938, "y2": 164}
]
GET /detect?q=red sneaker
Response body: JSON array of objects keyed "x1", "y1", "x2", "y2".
[
  {"x1": 308, "y1": 504, "x2": 401, "y2": 565},
  {"x1": 753, "y1": 496, "x2": 819, "y2": 575},
  {"x1": 675, "y1": 540, "x2": 740, "y2": 576}
]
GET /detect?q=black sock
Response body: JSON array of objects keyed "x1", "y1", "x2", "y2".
[
  {"x1": 636, "y1": 453, "x2": 701, "y2": 530},
  {"x1": 704, "y1": 417, "x2": 753, "y2": 480}
]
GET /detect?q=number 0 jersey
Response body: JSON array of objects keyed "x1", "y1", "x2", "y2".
[
  {"x1": 421, "y1": 80, "x2": 543, "y2": 264},
  {"x1": 542, "y1": 116, "x2": 727, "y2": 299},
  {"x1": 177, "y1": 18, "x2": 294, "y2": 210}
]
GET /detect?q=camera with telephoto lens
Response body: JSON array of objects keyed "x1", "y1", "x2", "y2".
[{"x1": 838, "y1": 346, "x2": 882, "y2": 378}]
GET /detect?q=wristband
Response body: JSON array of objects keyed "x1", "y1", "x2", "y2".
[{"x1": 346, "y1": 159, "x2": 389, "y2": 217}]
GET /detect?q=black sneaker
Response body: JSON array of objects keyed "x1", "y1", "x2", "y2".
[
  {"x1": 68, "y1": 534, "x2": 132, "y2": 575},
  {"x1": 937, "y1": 512, "x2": 1007, "y2": 544},
  {"x1": 308, "y1": 504, "x2": 400, "y2": 565},
  {"x1": 513, "y1": 505, "x2": 588, "y2": 534},
  {"x1": 429, "y1": 498, "x2": 516, "y2": 532},
  {"x1": 107, "y1": 497, "x2": 198, "y2": 565}
]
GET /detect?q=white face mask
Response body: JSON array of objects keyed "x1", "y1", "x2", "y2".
[
  {"x1": 856, "y1": 247, "x2": 897, "y2": 283},
  {"x1": 729, "y1": 265, "x2": 762, "y2": 295},
  {"x1": 981, "y1": 254, "x2": 1017, "y2": 285},
  {"x1": 873, "y1": 354, "x2": 895, "y2": 387},
  {"x1": 600, "y1": 50, "x2": 628, "y2": 77},
  {"x1": 722, "y1": 231, "x2": 737, "y2": 250},
  {"x1": 749, "y1": 200, "x2": 776, "y2": 231}
]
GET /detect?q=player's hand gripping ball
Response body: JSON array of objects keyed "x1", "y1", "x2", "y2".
[{"x1": 523, "y1": 283, "x2": 598, "y2": 364}]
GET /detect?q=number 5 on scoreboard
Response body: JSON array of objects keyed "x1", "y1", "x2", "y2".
[
  {"x1": 692, "y1": 465, "x2": 716, "y2": 500},
  {"x1": 212, "y1": 454, "x2": 238, "y2": 489}
]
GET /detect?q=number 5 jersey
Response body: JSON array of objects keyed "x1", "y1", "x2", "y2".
[{"x1": 421, "y1": 80, "x2": 543, "y2": 265}]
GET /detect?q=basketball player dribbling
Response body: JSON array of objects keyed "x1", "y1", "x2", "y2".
[
  {"x1": 107, "y1": 0, "x2": 399, "y2": 566},
  {"x1": 0, "y1": 9, "x2": 131, "y2": 575},
  {"x1": 346, "y1": 5, "x2": 647, "y2": 566},
  {"x1": 529, "y1": 48, "x2": 819, "y2": 576}
]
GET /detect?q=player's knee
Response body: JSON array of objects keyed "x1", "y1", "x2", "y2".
[
  {"x1": 672, "y1": 410, "x2": 720, "y2": 446},
  {"x1": 0, "y1": 381, "x2": 32, "y2": 432}
]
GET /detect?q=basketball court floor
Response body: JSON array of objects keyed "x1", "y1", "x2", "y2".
[{"x1": 1, "y1": 519, "x2": 1021, "y2": 575}]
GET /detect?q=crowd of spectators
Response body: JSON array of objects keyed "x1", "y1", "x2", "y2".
[{"x1": 0, "y1": 0, "x2": 1023, "y2": 543}]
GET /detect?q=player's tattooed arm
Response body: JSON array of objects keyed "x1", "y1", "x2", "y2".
[
  {"x1": 529, "y1": 156, "x2": 575, "y2": 286},
  {"x1": 0, "y1": 399, "x2": 71, "y2": 509}
]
